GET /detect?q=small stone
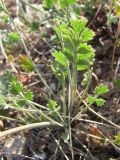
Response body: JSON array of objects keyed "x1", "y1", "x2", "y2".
[
  {"x1": 32, "y1": 152, "x2": 46, "y2": 160},
  {"x1": 50, "y1": 83, "x2": 56, "y2": 91},
  {"x1": 3, "y1": 135, "x2": 26, "y2": 160},
  {"x1": 96, "y1": 68, "x2": 102, "y2": 76}
]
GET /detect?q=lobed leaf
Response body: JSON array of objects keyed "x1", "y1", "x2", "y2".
[
  {"x1": 94, "y1": 84, "x2": 109, "y2": 96},
  {"x1": 80, "y1": 28, "x2": 95, "y2": 42},
  {"x1": 25, "y1": 90, "x2": 34, "y2": 101},
  {"x1": 52, "y1": 51, "x2": 68, "y2": 66},
  {"x1": 10, "y1": 81, "x2": 23, "y2": 95},
  {"x1": 70, "y1": 19, "x2": 87, "y2": 34},
  {"x1": 95, "y1": 98, "x2": 105, "y2": 107},
  {"x1": 86, "y1": 96, "x2": 96, "y2": 105},
  {"x1": 77, "y1": 58, "x2": 90, "y2": 71},
  {"x1": 8, "y1": 32, "x2": 20, "y2": 42}
]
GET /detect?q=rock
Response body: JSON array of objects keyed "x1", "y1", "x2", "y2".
[
  {"x1": 32, "y1": 152, "x2": 46, "y2": 160},
  {"x1": 95, "y1": 68, "x2": 102, "y2": 77},
  {"x1": 3, "y1": 135, "x2": 26, "y2": 160},
  {"x1": 50, "y1": 83, "x2": 56, "y2": 91}
]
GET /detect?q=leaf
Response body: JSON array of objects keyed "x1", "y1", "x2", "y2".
[
  {"x1": 62, "y1": 129, "x2": 69, "y2": 143},
  {"x1": 17, "y1": 99, "x2": 25, "y2": 107},
  {"x1": 81, "y1": 72, "x2": 89, "y2": 86},
  {"x1": 51, "y1": 61, "x2": 68, "y2": 84},
  {"x1": 0, "y1": 96, "x2": 6, "y2": 106},
  {"x1": 70, "y1": 18, "x2": 87, "y2": 34},
  {"x1": 115, "y1": 132, "x2": 120, "y2": 146},
  {"x1": 80, "y1": 28, "x2": 95, "y2": 42},
  {"x1": 19, "y1": 55, "x2": 34, "y2": 72},
  {"x1": 25, "y1": 90, "x2": 34, "y2": 101},
  {"x1": 60, "y1": 0, "x2": 76, "y2": 8},
  {"x1": 95, "y1": 98, "x2": 105, "y2": 107},
  {"x1": 47, "y1": 100, "x2": 61, "y2": 119},
  {"x1": 78, "y1": 43, "x2": 95, "y2": 55},
  {"x1": 73, "y1": 3, "x2": 81, "y2": 15},
  {"x1": 8, "y1": 32, "x2": 20, "y2": 42},
  {"x1": 63, "y1": 35, "x2": 75, "y2": 51},
  {"x1": 43, "y1": 0, "x2": 57, "y2": 8},
  {"x1": 86, "y1": 96, "x2": 96, "y2": 105},
  {"x1": 30, "y1": 21, "x2": 39, "y2": 31},
  {"x1": 52, "y1": 51, "x2": 68, "y2": 66},
  {"x1": 47, "y1": 100, "x2": 57, "y2": 110},
  {"x1": 55, "y1": 23, "x2": 68, "y2": 40},
  {"x1": 10, "y1": 81, "x2": 23, "y2": 95},
  {"x1": 114, "y1": 79, "x2": 120, "y2": 88},
  {"x1": 94, "y1": 84, "x2": 109, "y2": 96},
  {"x1": 63, "y1": 48, "x2": 73, "y2": 62},
  {"x1": 77, "y1": 59, "x2": 90, "y2": 71},
  {"x1": 115, "y1": 2, "x2": 120, "y2": 16},
  {"x1": 78, "y1": 43, "x2": 95, "y2": 63}
]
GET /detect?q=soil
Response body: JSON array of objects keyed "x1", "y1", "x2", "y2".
[{"x1": 0, "y1": 1, "x2": 120, "y2": 160}]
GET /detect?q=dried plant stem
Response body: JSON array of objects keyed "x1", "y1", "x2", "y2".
[
  {"x1": 83, "y1": 100, "x2": 120, "y2": 130},
  {"x1": 0, "y1": 115, "x2": 20, "y2": 122},
  {"x1": 0, "y1": 122, "x2": 52, "y2": 138},
  {"x1": 111, "y1": 18, "x2": 120, "y2": 80},
  {"x1": 0, "y1": 35, "x2": 17, "y2": 73}
]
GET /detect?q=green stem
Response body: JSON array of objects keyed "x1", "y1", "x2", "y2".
[
  {"x1": 20, "y1": 92, "x2": 63, "y2": 127},
  {"x1": 62, "y1": 76, "x2": 66, "y2": 119},
  {"x1": 71, "y1": 48, "x2": 78, "y2": 109}
]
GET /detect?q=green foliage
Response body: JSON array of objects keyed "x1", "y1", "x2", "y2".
[
  {"x1": 24, "y1": 90, "x2": 34, "y2": 101},
  {"x1": 62, "y1": 129, "x2": 69, "y2": 143},
  {"x1": 113, "y1": 79, "x2": 120, "y2": 88},
  {"x1": 81, "y1": 72, "x2": 90, "y2": 86},
  {"x1": 47, "y1": 100, "x2": 61, "y2": 119},
  {"x1": 0, "y1": 96, "x2": 6, "y2": 106},
  {"x1": 43, "y1": 0, "x2": 57, "y2": 9},
  {"x1": 0, "y1": 71, "x2": 34, "y2": 110},
  {"x1": 84, "y1": 0, "x2": 95, "y2": 16},
  {"x1": 60, "y1": 0, "x2": 76, "y2": 8},
  {"x1": 43, "y1": 0, "x2": 76, "y2": 9},
  {"x1": 52, "y1": 18, "x2": 95, "y2": 87},
  {"x1": 17, "y1": 99, "x2": 25, "y2": 107},
  {"x1": 19, "y1": 55, "x2": 34, "y2": 72},
  {"x1": 10, "y1": 81, "x2": 23, "y2": 95},
  {"x1": 30, "y1": 21, "x2": 39, "y2": 31},
  {"x1": 47, "y1": 99, "x2": 57, "y2": 110},
  {"x1": 86, "y1": 96, "x2": 96, "y2": 105},
  {"x1": 8, "y1": 32, "x2": 20, "y2": 43},
  {"x1": 114, "y1": 132, "x2": 120, "y2": 146},
  {"x1": 94, "y1": 84, "x2": 109, "y2": 96},
  {"x1": 52, "y1": 51, "x2": 68, "y2": 66},
  {"x1": 86, "y1": 84, "x2": 109, "y2": 107},
  {"x1": 47, "y1": 100, "x2": 60, "y2": 112},
  {"x1": 95, "y1": 98, "x2": 106, "y2": 107}
]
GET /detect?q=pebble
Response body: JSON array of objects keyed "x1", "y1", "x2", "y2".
[
  {"x1": 32, "y1": 152, "x2": 46, "y2": 160},
  {"x1": 50, "y1": 83, "x2": 56, "y2": 91},
  {"x1": 3, "y1": 135, "x2": 26, "y2": 160},
  {"x1": 95, "y1": 68, "x2": 102, "y2": 76}
]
